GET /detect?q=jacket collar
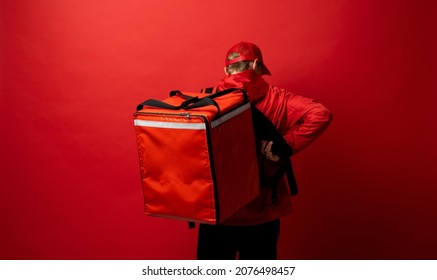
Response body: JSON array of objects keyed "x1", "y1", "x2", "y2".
[{"x1": 218, "y1": 70, "x2": 270, "y2": 103}]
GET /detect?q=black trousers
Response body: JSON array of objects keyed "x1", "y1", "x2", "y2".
[{"x1": 197, "y1": 219, "x2": 280, "y2": 260}]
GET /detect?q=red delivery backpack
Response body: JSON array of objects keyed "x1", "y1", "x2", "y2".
[{"x1": 133, "y1": 88, "x2": 260, "y2": 224}]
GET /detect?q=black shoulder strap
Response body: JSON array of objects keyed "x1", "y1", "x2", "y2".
[{"x1": 251, "y1": 106, "x2": 298, "y2": 196}]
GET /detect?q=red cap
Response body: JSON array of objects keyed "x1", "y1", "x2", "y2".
[{"x1": 225, "y1": 41, "x2": 271, "y2": 75}]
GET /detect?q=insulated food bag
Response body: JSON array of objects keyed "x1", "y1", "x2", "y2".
[{"x1": 133, "y1": 88, "x2": 260, "y2": 224}]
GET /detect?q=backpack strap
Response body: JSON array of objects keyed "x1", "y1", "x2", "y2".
[{"x1": 251, "y1": 106, "x2": 298, "y2": 196}]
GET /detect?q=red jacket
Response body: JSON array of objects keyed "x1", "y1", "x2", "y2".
[{"x1": 217, "y1": 70, "x2": 332, "y2": 225}]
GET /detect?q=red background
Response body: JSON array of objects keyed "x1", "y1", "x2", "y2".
[{"x1": 1, "y1": 0, "x2": 436, "y2": 259}]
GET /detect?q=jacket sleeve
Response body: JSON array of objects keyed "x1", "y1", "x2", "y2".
[{"x1": 281, "y1": 92, "x2": 333, "y2": 154}]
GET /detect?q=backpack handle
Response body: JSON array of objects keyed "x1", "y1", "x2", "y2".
[{"x1": 136, "y1": 88, "x2": 247, "y2": 116}]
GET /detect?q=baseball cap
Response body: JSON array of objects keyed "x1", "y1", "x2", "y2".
[{"x1": 225, "y1": 41, "x2": 271, "y2": 76}]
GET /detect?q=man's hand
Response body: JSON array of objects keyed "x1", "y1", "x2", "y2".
[{"x1": 260, "y1": 141, "x2": 280, "y2": 162}]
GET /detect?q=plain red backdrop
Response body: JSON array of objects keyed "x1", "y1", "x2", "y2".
[{"x1": 1, "y1": 0, "x2": 435, "y2": 259}]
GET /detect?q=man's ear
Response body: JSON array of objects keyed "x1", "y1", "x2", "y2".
[
  {"x1": 252, "y1": 59, "x2": 262, "y2": 74},
  {"x1": 252, "y1": 59, "x2": 259, "y2": 70},
  {"x1": 224, "y1": 66, "x2": 229, "y2": 75}
]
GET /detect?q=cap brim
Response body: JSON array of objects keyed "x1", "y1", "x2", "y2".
[{"x1": 261, "y1": 64, "x2": 271, "y2": 76}]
